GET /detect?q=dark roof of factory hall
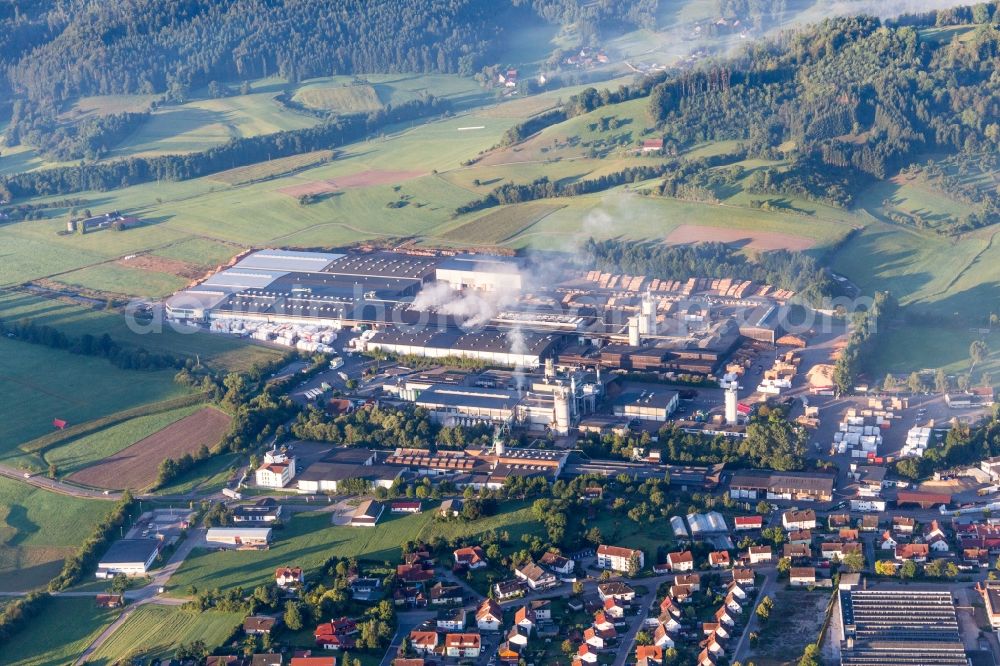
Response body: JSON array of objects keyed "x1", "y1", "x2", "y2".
[
  {"x1": 99, "y1": 539, "x2": 160, "y2": 565},
  {"x1": 322, "y1": 251, "x2": 440, "y2": 280}
]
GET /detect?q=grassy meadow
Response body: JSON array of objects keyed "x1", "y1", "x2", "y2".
[
  {"x1": 0, "y1": 597, "x2": 118, "y2": 666},
  {"x1": 0, "y1": 477, "x2": 114, "y2": 592},
  {"x1": 43, "y1": 404, "x2": 205, "y2": 478},
  {"x1": 168, "y1": 500, "x2": 544, "y2": 596},
  {"x1": 85, "y1": 605, "x2": 243, "y2": 666},
  {"x1": 0, "y1": 337, "x2": 188, "y2": 455}
]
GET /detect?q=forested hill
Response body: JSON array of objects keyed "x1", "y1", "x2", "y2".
[
  {"x1": 0, "y1": 0, "x2": 670, "y2": 107},
  {"x1": 645, "y1": 7, "x2": 1000, "y2": 229}
]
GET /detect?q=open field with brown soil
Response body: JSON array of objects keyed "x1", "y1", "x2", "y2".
[
  {"x1": 68, "y1": 407, "x2": 231, "y2": 489},
  {"x1": 116, "y1": 254, "x2": 204, "y2": 280},
  {"x1": 665, "y1": 223, "x2": 816, "y2": 251},
  {"x1": 277, "y1": 169, "x2": 425, "y2": 197}
]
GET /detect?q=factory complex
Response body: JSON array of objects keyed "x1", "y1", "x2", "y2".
[{"x1": 166, "y1": 248, "x2": 793, "y2": 374}]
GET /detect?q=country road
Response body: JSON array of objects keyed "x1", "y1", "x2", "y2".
[{"x1": 0, "y1": 463, "x2": 223, "y2": 503}]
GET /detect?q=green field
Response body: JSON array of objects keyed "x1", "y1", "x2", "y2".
[
  {"x1": 0, "y1": 477, "x2": 115, "y2": 591},
  {"x1": 152, "y1": 451, "x2": 239, "y2": 497},
  {"x1": 85, "y1": 605, "x2": 243, "y2": 666},
  {"x1": 43, "y1": 404, "x2": 205, "y2": 478},
  {"x1": 438, "y1": 202, "x2": 566, "y2": 245},
  {"x1": 0, "y1": 290, "x2": 283, "y2": 374},
  {"x1": 53, "y1": 262, "x2": 190, "y2": 298},
  {"x1": 107, "y1": 87, "x2": 318, "y2": 159},
  {"x1": 0, "y1": 597, "x2": 118, "y2": 666},
  {"x1": 294, "y1": 83, "x2": 384, "y2": 113},
  {"x1": 168, "y1": 500, "x2": 544, "y2": 595},
  {"x1": 209, "y1": 149, "x2": 336, "y2": 185},
  {"x1": 151, "y1": 237, "x2": 239, "y2": 267},
  {"x1": 0, "y1": 337, "x2": 188, "y2": 454}
]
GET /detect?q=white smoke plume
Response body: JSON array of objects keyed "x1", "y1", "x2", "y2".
[{"x1": 506, "y1": 326, "x2": 529, "y2": 392}]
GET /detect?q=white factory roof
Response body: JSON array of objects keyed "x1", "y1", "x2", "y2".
[
  {"x1": 234, "y1": 249, "x2": 343, "y2": 272},
  {"x1": 201, "y1": 268, "x2": 290, "y2": 290},
  {"x1": 687, "y1": 511, "x2": 728, "y2": 534},
  {"x1": 436, "y1": 253, "x2": 522, "y2": 274}
]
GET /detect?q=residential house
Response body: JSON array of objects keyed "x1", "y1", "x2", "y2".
[
  {"x1": 839, "y1": 528, "x2": 859, "y2": 542},
  {"x1": 493, "y1": 579, "x2": 526, "y2": 600},
  {"x1": 250, "y1": 653, "x2": 285, "y2": 666},
  {"x1": 723, "y1": 592, "x2": 743, "y2": 614},
  {"x1": 714, "y1": 606, "x2": 735, "y2": 628},
  {"x1": 734, "y1": 516, "x2": 763, "y2": 531},
  {"x1": 593, "y1": 611, "x2": 615, "y2": 633},
  {"x1": 925, "y1": 520, "x2": 949, "y2": 552},
  {"x1": 275, "y1": 567, "x2": 304, "y2": 588},
  {"x1": 977, "y1": 581, "x2": 1000, "y2": 628},
  {"x1": 429, "y1": 581, "x2": 463, "y2": 606},
  {"x1": 666, "y1": 551, "x2": 694, "y2": 572},
  {"x1": 436, "y1": 608, "x2": 467, "y2": 631},
  {"x1": 244, "y1": 616, "x2": 279, "y2": 635},
  {"x1": 653, "y1": 623, "x2": 676, "y2": 649},
  {"x1": 669, "y1": 585, "x2": 693, "y2": 603},
  {"x1": 396, "y1": 563, "x2": 434, "y2": 584},
  {"x1": 540, "y1": 551, "x2": 575, "y2": 576},
  {"x1": 727, "y1": 582, "x2": 750, "y2": 601},
  {"x1": 822, "y1": 542, "x2": 862, "y2": 561},
  {"x1": 879, "y1": 531, "x2": 897, "y2": 550},
  {"x1": 732, "y1": 569, "x2": 755, "y2": 588},
  {"x1": 439, "y1": 499, "x2": 462, "y2": 517},
  {"x1": 497, "y1": 642, "x2": 521, "y2": 664},
  {"x1": 583, "y1": 627, "x2": 606, "y2": 650},
  {"x1": 256, "y1": 451, "x2": 296, "y2": 488},
  {"x1": 515, "y1": 562, "x2": 558, "y2": 590},
  {"x1": 697, "y1": 649, "x2": 717, "y2": 666},
  {"x1": 790, "y1": 567, "x2": 816, "y2": 587},
  {"x1": 828, "y1": 513, "x2": 851, "y2": 530},
  {"x1": 597, "y1": 581, "x2": 635, "y2": 602},
  {"x1": 896, "y1": 543, "x2": 930, "y2": 563},
  {"x1": 675, "y1": 574, "x2": 701, "y2": 592},
  {"x1": 453, "y1": 546, "x2": 488, "y2": 569},
  {"x1": 783, "y1": 543, "x2": 811, "y2": 561},
  {"x1": 635, "y1": 645, "x2": 664, "y2": 665},
  {"x1": 233, "y1": 498, "x2": 283, "y2": 523},
  {"x1": 577, "y1": 643, "x2": 599, "y2": 664},
  {"x1": 349, "y1": 577, "x2": 382, "y2": 601},
  {"x1": 476, "y1": 599, "x2": 502, "y2": 631},
  {"x1": 314, "y1": 618, "x2": 357, "y2": 651},
  {"x1": 603, "y1": 597, "x2": 627, "y2": 619},
  {"x1": 892, "y1": 516, "x2": 916, "y2": 535},
  {"x1": 529, "y1": 599, "x2": 552, "y2": 621},
  {"x1": 596, "y1": 545, "x2": 644, "y2": 573},
  {"x1": 708, "y1": 551, "x2": 731, "y2": 569},
  {"x1": 506, "y1": 626, "x2": 529, "y2": 648},
  {"x1": 640, "y1": 138, "x2": 665, "y2": 153},
  {"x1": 514, "y1": 606, "x2": 536, "y2": 634},
  {"x1": 860, "y1": 515, "x2": 880, "y2": 532},
  {"x1": 788, "y1": 529, "x2": 812, "y2": 545},
  {"x1": 747, "y1": 546, "x2": 772, "y2": 564},
  {"x1": 782, "y1": 509, "x2": 817, "y2": 530},
  {"x1": 409, "y1": 631, "x2": 438, "y2": 655},
  {"x1": 290, "y1": 658, "x2": 336, "y2": 666}
]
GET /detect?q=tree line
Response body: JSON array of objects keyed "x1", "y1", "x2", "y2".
[
  {"x1": 0, "y1": 318, "x2": 183, "y2": 371},
  {"x1": 583, "y1": 237, "x2": 837, "y2": 305},
  {"x1": 832, "y1": 291, "x2": 898, "y2": 393},
  {"x1": 2, "y1": 96, "x2": 450, "y2": 199}
]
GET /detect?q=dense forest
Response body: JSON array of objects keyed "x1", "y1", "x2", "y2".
[{"x1": 645, "y1": 8, "x2": 1000, "y2": 228}]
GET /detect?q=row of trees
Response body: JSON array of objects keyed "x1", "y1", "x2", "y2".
[
  {"x1": 2, "y1": 96, "x2": 449, "y2": 198},
  {"x1": 0, "y1": 318, "x2": 182, "y2": 371},
  {"x1": 833, "y1": 291, "x2": 898, "y2": 393}
]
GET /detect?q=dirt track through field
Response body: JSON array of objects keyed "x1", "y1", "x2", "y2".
[{"x1": 68, "y1": 407, "x2": 231, "y2": 490}]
